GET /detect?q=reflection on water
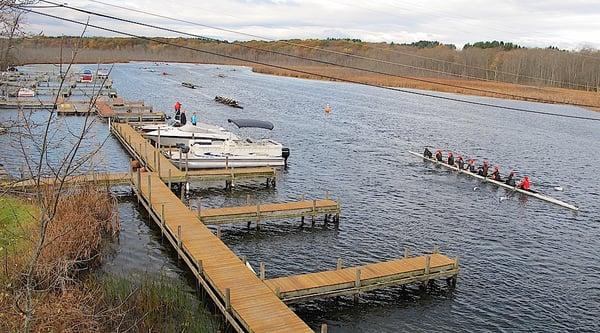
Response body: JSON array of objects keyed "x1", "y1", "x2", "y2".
[{"x1": 1, "y1": 63, "x2": 599, "y2": 332}]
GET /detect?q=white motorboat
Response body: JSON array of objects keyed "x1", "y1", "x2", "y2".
[
  {"x1": 144, "y1": 122, "x2": 237, "y2": 147},
  {"x1": 167, "y1": 119, "x2": 290, "y2": 169}
]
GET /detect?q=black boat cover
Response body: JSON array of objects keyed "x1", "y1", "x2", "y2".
[{"x1": 227, "y1": 118, "x2": 274, "y2": 130}]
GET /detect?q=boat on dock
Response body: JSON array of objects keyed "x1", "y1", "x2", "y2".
[
  {"x1": 408, "y1": 151, "x2": 579, "y2": 211},
  {"x1": 168, "y1": 119, "x2": 289, "y2": 169},
  {"x1": 215, "y1": 95, "x2": 243, "y2": 109},
  {"x1": 181, "y1": 82, "x2": 196, "y2": 89},
  {"x1": 144, "y1": 122, "x2": 237, "y2": 146}
]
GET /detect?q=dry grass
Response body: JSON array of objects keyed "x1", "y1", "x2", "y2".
[
  {"x1": 251, "y1": 65, "x2": 600, "y2": 110},
  {"x1": 0, "y1": 186, "x2": 119, "y2": 332}
]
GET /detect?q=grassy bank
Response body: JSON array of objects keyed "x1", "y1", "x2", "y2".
[{"x1": 0, "y1": 188, "x2": 215, "y2": 332}]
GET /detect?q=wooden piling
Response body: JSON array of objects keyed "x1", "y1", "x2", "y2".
[
  {"x1": 259, "y1": 262, "x2": 265, "y2": 280},
  {"x1": 336, "y1": 258, "x2": 343, "y2": 270}
]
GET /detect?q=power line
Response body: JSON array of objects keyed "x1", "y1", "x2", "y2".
[
  {"x1": 84, "y1": 0, "x2": 592, "y2": 90},
  {"x1": 36, "y1": 1, "x2": 600, "y2": 108},
  {"x1": 14, "y1": 6, "x2": 600, "y2": 122}
]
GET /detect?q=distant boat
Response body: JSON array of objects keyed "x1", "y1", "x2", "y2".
[
  {"x1": 217, "y1": 74, "x2": 226, "y2": 78},
  {"x1": 80, "y1": 69, "x2": 93, "y2": 83},
  {"x1": 97, "y1": 68, "x2": 109, "y2": 79},
  {"x1": 17, "y1": 88, "x2": 35, "y2": 97},
  {"x1": 215, "y1": 96, "x2": 243, "y2": 109},
  {"x1": 181, "y1": 82, "x2": 196, "y2": 89}
]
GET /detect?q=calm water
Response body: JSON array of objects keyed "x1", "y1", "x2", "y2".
[{"x1": 2, "y1": 63, "x2": 600, "y2": 332}]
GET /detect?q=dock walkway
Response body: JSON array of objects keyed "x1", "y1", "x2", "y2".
[
  {"x1": 133, "y1": 171, "x2": 312, "y2": 332},
  {"x1": 265, "y1": 253, "x2": 459, "y2": 303}
]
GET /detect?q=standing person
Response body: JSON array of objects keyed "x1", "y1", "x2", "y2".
[
  {"x1": 447, "y1": 152, "x2": 455, "y2": 166},
  {"x1": 180, "y1": 110, "x2": 187, "y2": 125},
  {"x1": 191, "y1": 112, "x2": 198, "y2": 126},
  {"x1": 517, "y1": 176, "x2": 531, "y2": 191},
  {"x1": 174, "y1": 101, "x2": 181, "y2": 121},
  {"x1": 435, "y1": 149, "x2": 443, "y2": 162}
]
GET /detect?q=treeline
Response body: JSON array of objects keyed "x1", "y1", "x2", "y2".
[{"x1": 12, "y1": 36, "x2": 600, "y2": 91}]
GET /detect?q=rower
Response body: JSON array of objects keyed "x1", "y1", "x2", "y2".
[
  {"x1": 468, "y1": 159, "x2": 477, "y2": 173},
  {"x1": 456, "y1": 155, "x2": 465, "y2": 169},
  {"x1": 423, "y1": 147, "x2": 433, "y2": 159},
  {"x1": 490, "y1": 166, "x2": 502, "y2": 181},
  {"x1": 517, "y1": 176, "x2": 531, "y2": 191},
  {"x1": 478, "y1": 160, "x2": 489, "y2": 177},
  {"x1": 435, "y1": 150, "x2": 443, "y2": 162},
  {"x1": 447, "y1": 152, "x2": 455, "y2": 166},
  {"x1": 506, "y1": 170, "x2": 516, "y2": 186}
]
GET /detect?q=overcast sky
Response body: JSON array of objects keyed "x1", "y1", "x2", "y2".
[{"x1": 24, "y1": 0, "x2": 600, "y2": 50}]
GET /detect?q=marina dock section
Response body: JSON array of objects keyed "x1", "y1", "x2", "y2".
[
  {"x1": 132, "y1": 170, "x2": 313, "y2": 333},
  {"x1": 264, "y1": 252, "x2": 459, "y2": 303},
  {"x1": 199, "y1": 199, "x2": 340, "y2": 226}
]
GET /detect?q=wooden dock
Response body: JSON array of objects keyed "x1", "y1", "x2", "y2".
[
  {"x1": 111, "y1": 123, "x2": 276, "y2": 187},
  {"x1": 97, "y1": 100, "x2": 165, "y2": 122},
  {"x1": 199, "y1": 199, "x2": 340, "y2": 226},
  {"x1": 132, "y1": 171, "x2": 313, "y2": 332},
  {"x1": 264, "y1": 252, "x2": 459, "y2": 303},
  {"x1": 0, "y1": 172, "x2": 131, "y2": 190}
]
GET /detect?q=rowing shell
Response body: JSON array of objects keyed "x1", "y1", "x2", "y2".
[{"x1": 408, "y1": 151, "x2": 579, "y2": 211}]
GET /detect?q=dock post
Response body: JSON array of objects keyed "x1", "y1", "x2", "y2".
[
  {"x1": 321, "y1": 324, "x2": 328, "y2": 333},
  {"x1": 246, "y1": 194, "x2": 250, "y2": 205},
  {"x1": 256, "y1": 203, "x2": 261, "y2": 230},
  {"x1": 144, "y1": 142, "x2": 148, "y2": 163},
  {"x1": 336, "y1": 258, "x2": 343, "y2": 270},
  {"x1": 168, "y1": 169, "x2": 172, "y2": 189},
  {"x1": 197, "y1": 259, "x2": 203, "y2": 275},
  {"x1": 424, "y1": 255, "x2": 431, "y2": 275},
  {"x1": 216, "y1": 226, "x2": 222, "y2": 239},
  {"x1": 259, "y1": 262, "x2": 265, "y2": 280},
  {"x1": 177, "y1": 225, "x2": 182, "y2": 252},
  {"x1": 185, "y1": 151, "x2": 189, "y2": 175},
  {"x1": 225, "y1": 156, "x2": 229, "y2": 170},
  {"x1": 404, "y1": 247, "x2": 411, "y2": 258},
  {"x1": 433, "y1": 245, "x2": 439, "y2": 254},
  {"x1": 161, "y1": 204, "x2": 165, "y2": 228},
  {"x1": 153, "y1": 150, "x2": 157, "y2": 169},
  {"x1": 311, "y1": 199, "x2": 316, "y2": 226},
  {"x1": 157, "y1": 127, "x2": 161, "y2": 149},
  {"x1": 225, "y1": 288, "x2": 231, "y2": 311},
  {"x1": 355, "y1": 268, "x2": 361, "y2": 288},
  {"x1": 275, "y1": 287, "x2": 281, "y2": 298},
  {"x1": 147, "y1": 174, "x2": 152, "y2": 203},
  {"x1": 197, "y1": 198, "x2": 201, "y2": 217},
  {"x1": 178, "y1": 147, "x2": 182, "y2": 171},
  {"x1": 354, "y1": 268, "x2": 361, "y2": 302}
]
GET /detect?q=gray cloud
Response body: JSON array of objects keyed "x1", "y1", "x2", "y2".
[{"x1": 21, "y1": 0, "x2": 600, "y2": 49}]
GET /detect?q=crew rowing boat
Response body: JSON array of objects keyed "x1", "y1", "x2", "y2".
[{"x1": 408, "y1": 151, "x2": 579, "y2": 211}]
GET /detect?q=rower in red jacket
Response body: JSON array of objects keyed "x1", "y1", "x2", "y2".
[{"x1": 517, "y1": 176, "x2": 531, "y2": 191}]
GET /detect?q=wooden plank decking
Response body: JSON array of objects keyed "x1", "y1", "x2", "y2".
[
  {"x1": 1, "y1": 172, "x2": 131, "y2": 190},
  {"x1": 133, "y1": 171, "x2": 312, "y2": 333},
  {"x1": 264, "y1": 253, "x2": 459, "y2": 303},
  {"x1": 199, "y1": 199, "x2": 340, "y2": 226}
]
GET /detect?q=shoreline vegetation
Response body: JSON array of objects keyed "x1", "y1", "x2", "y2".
[
  {"x1": 10, "y1": 36, "x2": 600, "y2": 111},
  {"x1": 0, "y1": 188, "x2": 215, "y2": 332}
]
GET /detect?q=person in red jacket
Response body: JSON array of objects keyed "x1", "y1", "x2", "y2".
[{"x1": 517, "y1": 176, "x2": 531, "y2": 191}]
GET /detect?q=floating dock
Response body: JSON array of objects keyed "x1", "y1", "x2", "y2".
[
  {"x1": 199, "y1": 199, "x2": 340, "y2": 226},
  {"x1": 0, "y1": 172, "x2": 130, "y2": 190},
  {"x1": 264, "y1": 252, "x2": 459, "y2": 303}
]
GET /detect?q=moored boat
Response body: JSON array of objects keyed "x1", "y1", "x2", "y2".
[{"x1": 408, "y1": 151, "x2": 579, "y2": 211}]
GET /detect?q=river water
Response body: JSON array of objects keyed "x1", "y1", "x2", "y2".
[{"x1": 2, "y1": 63, "x2": 599, "y2": 332}]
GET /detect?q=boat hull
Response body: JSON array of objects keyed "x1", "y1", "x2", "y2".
[
  {"x1": 171, "y1": 155, "x2": 285, "y2": 169},
  {"x1": 408, "y1": 151, "x2": 578, "y2": 211}
]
